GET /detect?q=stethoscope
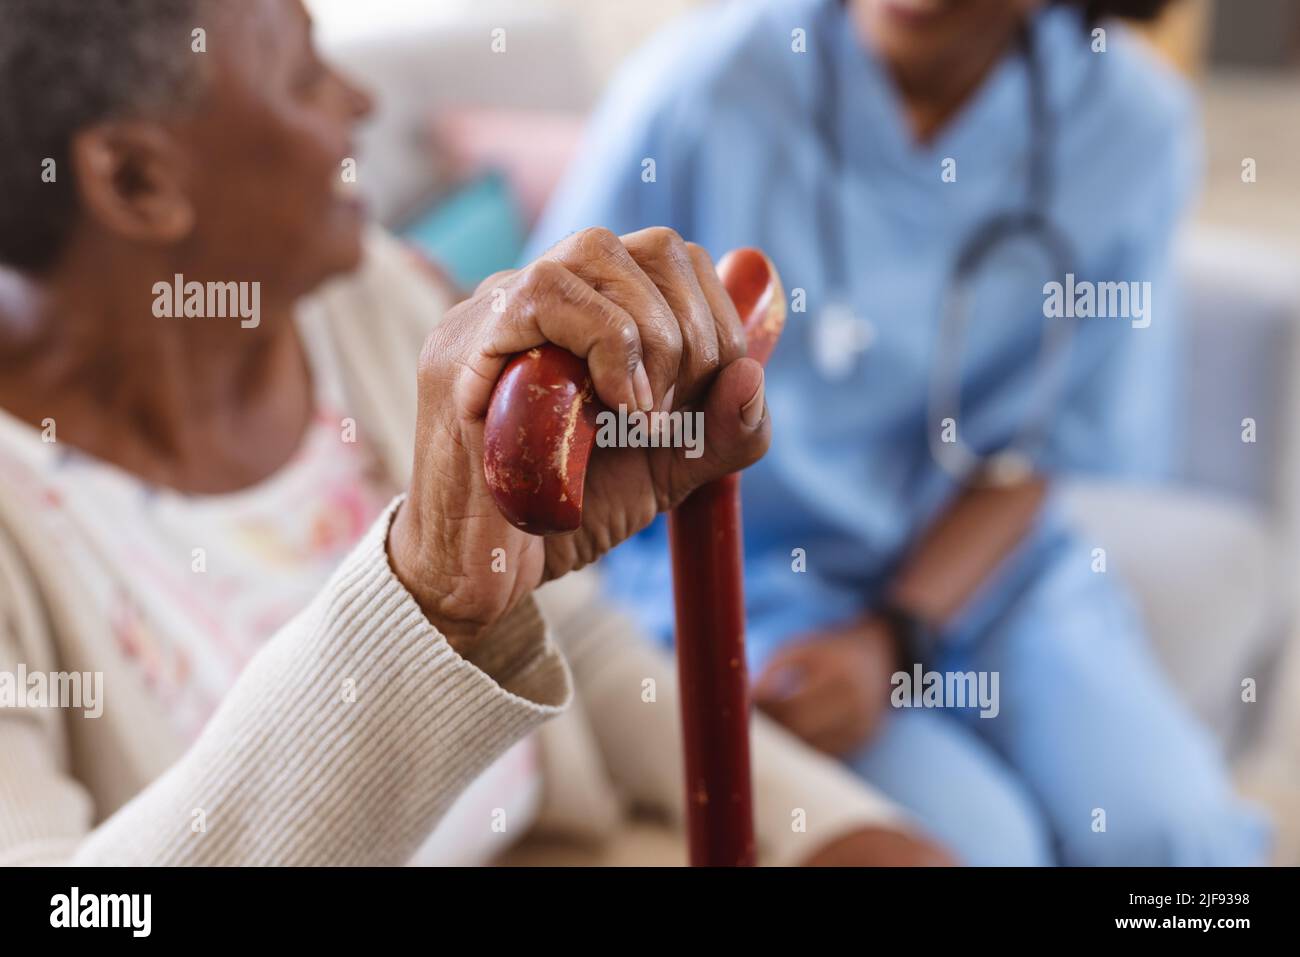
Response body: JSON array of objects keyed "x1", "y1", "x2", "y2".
[{"x1": 814, "y1": 21, "x2": 1078, "y2": 488}]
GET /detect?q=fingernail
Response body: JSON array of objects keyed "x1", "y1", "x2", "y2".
[
  {"x1": 740, "y1": 371, "x2": 765, "y2": 430},
  {"x1": 632, "y1": 361, "x2": 654, "y2": 412},
  {"x1": 654, "y1": 385, "x2": 677, "y2": 443},
  {"x1": 659, "y1": 384, "x2": 676, "y2": 414}
]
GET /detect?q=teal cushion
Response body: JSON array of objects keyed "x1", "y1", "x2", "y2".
[{"x1": 400, "y1": 173, "x2": 525, "y2": 291}]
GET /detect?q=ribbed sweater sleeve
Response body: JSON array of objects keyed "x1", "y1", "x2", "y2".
[{"x1": 0, "y1": 498, "x2": 571, "y2": 866}]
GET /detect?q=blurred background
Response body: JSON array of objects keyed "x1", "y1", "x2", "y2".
[{"x1": 303, "y1": 0, "x2": 1300, "y2": 861}]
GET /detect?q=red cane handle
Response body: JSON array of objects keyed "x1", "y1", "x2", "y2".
[
  {"x1": 482, "y1": 344, "x2": 600, "y2": 535},
  {"x1": 483, "y1": 248, "x2": 785, "y2": 534},
  {"x1": 716, "y1": 247, "x2": 785, "y2": 368}
]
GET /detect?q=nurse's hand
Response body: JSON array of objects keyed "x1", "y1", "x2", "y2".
[
  {"x1": 753, "y1": 617, "x2": 900, "y2": 756},
  {"x1": 388, "y1": 226, "x2": 772, "y2": 651}
]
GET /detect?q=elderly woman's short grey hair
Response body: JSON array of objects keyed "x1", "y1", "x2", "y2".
[{"x1": 0, "y1": 0, "x2": 208, "y2": 273}]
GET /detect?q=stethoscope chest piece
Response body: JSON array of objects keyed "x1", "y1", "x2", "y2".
[{"x1": 811, "y1": 300, "x2": 876, "y2": 381}]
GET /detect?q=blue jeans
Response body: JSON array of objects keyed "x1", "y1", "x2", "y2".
[{"x1": 845, "y1": 524, "x2": 1272, "y2": 867}]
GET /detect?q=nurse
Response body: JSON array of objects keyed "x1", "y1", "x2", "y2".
[{"x1": 529, "y1": 0, "x2": 1272, "y2": 865}]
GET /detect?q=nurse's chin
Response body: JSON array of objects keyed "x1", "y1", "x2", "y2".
[{"x1": 875, "y1": 0, "x2": 951, "y2": 28}]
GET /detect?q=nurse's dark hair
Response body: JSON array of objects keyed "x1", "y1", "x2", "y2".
[
  {"x1": 0, "y1": 0, "x2": 209, "y2": 273},
  {"x1": 1056, "y1": 0, "x2": 1178, "y2": 24}
]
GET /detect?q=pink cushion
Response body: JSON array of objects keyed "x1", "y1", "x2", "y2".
[{"x1": 430, "y1": 107, "x2": 587, "y2": 224}]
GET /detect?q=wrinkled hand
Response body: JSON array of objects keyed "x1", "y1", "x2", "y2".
[
  {"x1": 388, "y1": 227, "x2": 771, "y2": 649},
  {"x1": 753, "y1": 617, "x2": 900, "y2": 757}
]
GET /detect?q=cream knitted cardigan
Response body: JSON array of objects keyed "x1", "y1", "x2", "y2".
[{"x1": 0, "y1": 229, "x2": 899, "y2": 866}]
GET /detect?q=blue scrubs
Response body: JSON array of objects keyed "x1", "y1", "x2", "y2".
[{"x1": 528, "y1": 0, "x2": 1270, "y2": 864}]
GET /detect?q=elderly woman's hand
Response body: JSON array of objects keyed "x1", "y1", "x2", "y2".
[{"x1": 387, "y1": 227, "x2": 770, "y2": 649}]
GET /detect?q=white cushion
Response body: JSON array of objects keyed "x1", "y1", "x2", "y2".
[{"x1": 1060, "y1": 479, "x2": 1293, "y2": 746}]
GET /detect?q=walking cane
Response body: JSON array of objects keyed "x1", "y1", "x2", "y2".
[{"x1": 483, "y1": 249, "x2": 785, "y2": 866}]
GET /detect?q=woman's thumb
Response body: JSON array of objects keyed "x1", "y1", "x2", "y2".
[{"x1": 670, "y1": 356, "x2": 770, "y2": 496}]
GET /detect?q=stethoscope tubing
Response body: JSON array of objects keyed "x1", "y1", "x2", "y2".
[{"x1": 815, "y1": 15, "x2": 1081, "y2": 486}]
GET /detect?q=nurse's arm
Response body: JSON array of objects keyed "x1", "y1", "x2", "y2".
[{"x1": 883, "y1": 476, "x2": 1048, "y2": 634}]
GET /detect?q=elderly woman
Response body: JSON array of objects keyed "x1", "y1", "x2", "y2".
[{"x1": 0, "y1": 0, "x2": 947, "y2": 866}]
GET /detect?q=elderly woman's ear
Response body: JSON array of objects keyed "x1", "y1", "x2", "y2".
[{"x1": 68, "y1": 120, "x2": 196, "y2": 247}]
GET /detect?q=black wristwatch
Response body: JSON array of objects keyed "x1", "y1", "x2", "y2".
[{"x1": 875, "y1": 600, "x2": 937, "y2": 672}]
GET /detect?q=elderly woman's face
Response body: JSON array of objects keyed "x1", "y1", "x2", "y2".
[
  {"x1": 853, "y1": 0, "x2": 1043, "y2": 77},
  {"x1": 173, "y1": 0, "x2": 373, "y2": 288}
]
